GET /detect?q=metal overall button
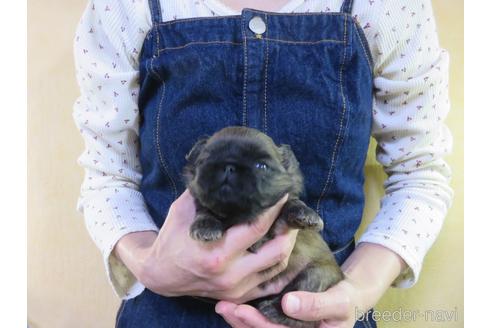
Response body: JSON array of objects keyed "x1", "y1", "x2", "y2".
[{"x1": 248, "y1": 16, "x2": 266, "y2": 37}]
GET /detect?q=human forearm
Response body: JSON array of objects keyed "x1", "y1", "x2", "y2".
[
  {"x1": 114, "y1": 230, "x2": 159, "y2": 283},
  {"x1": 340, "y1": 242, "x2": 407, "y2": 314}
]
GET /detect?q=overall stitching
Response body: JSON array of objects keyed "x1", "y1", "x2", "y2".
[
  {"x1": 352, "y1": 20, "x2": 374, "y2": 74},
  {"x1": 148, "y1": 0, "x2": 160, "y2": 57},
  {"x1": 148, "y1": 28, "x2": 178, "y2": 199},
  {"x1": 341, "y1": 0, "x2": 354, "y2": 15},
  {"x1": 247, "y1": 37, "x2": 344, "y2": 45},
  {"x1": 148, "y1": 0, "x2": 157, "y2": 24},
  {"x1": 156, "y1": 38, "x2": 344, "y2": 54},
  {"x1": 154, "y1": 79, "x2": 178, "y2": 200},
  {"x1": 330, "y1": 24, "x2": 355, "y2": 191},
  {"x1": 241, "y1": 15, "x2": 248, "y2": 126},
  {"x1": 155, "y1": 26, "x2": 160, "y2": 57},
  {"x1": 240, "y1": 10, "x2": 350, "y2": 17},
  {"x1": 263, "y1": 14, "x2": 269, "y2": 134},
  {"x1": 157, "y1": 41, "x2": 242, "y2": 54},
  {"x1": 316, "y1": 14, "x2": 349, "y2": 214},
  {"x1": 335, "y1": 18, "x2": 375, "y2": 324},
  {"x1": 332, "y1": 238, "x2": 354, "y2": 255}
]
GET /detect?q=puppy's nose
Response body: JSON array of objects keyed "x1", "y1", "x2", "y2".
[{"x1": 224, "y1": 164, "x2": 236, "y2": 175}]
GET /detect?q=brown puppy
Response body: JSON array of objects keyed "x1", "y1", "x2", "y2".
[{"x1": 184, "y1": 126, "x2": 343, "y2": 328}]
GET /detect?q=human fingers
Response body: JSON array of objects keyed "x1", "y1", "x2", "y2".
[
  {"x1": 224, "y1": 247, "x2": 307, "y2": 304},
  {"x1": 200, "y1": 259, "x2": 290, "y2": 303},
  {"x1": 234, "y1": 228, "x2": 298, "y2": 274},
  {"x1": 176, "y1": 234, "x2": 296, "y2": 301},
  {"x1": 247, "y1": 261, "x2": 307, "y2": 301},
  {"x1": 220, "y1": 194, "x2": 289, "y2": 256},
  {"x1": 163, "y1": 189, "x2": 197, "y2": 229},
  {"x1": 204, "y1": 229, "x2": 296, "y2": 302},
  {"x1": 215, "y1": 301, "x2": 254, "y2": 328},
  {"x1": 281, "y1": 285, "x2": 351, "y2": 322}
]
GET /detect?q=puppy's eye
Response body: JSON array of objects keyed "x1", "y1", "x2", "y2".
[{"x1": 254, "y1": 162, "x2": 268, "y2": 170}]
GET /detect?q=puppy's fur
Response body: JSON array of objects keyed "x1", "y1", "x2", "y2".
[{"x1": 184, "y1": 126, "x2": 343, "y2": 328}]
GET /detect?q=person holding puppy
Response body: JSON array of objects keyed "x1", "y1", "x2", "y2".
[{"x1": 73, "y1": 0, "x2": 453, "y2": 327}]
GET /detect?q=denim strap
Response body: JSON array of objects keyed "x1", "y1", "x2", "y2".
[
  {"x1": 340, "y1": 0, "x2": 354, "y2": 14},
  {"x1": 148, "y1": 0, "x2": 162, "y2": 25}
]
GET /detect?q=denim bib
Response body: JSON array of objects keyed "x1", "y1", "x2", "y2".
[{"x1": 116, "y1": 0, "x2": 375, "y2": 327}]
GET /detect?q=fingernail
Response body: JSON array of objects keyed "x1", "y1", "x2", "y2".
[
  {"x1": 285, "y1": 294, "x2": 300, "y2": 313},
  {"x1": 215, "y1": 303, "x2": 225, "y2": 314}
]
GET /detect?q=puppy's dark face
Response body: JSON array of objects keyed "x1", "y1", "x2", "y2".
[{"x1": 184, "y1": 127, "x2": 302, "y2": 222}]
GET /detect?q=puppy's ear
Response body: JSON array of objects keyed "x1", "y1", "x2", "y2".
[
  {"x1": 185, "y1": 137, "x2": 208, "y2": 163},
  {"x1": 279, "y1": 144, "x2": 299, "y2": 171}
]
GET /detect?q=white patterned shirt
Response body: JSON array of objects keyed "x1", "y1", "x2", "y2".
[{"x1": 72, "y1": 0, "x2": 453, "y2": 299}]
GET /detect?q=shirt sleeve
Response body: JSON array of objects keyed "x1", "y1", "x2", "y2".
[
  {"x1": 356, "y1": 0, "x2": 454, "y2": 287},
  {"x1": 72, "y1": 0, "x2": 157, "y2": 299}
]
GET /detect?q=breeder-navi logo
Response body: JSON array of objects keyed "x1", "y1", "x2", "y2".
[{"x1": 356, "y1": 307, "x2": 459, "y2": 323}]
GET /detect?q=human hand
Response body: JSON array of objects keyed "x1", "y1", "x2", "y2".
[
  {"x1": 215, "y1": 242, "x2": 407, "y2": 327},
  {"x1": 115, "y1": 189, "x2": 298, "y2": 303},
  {"x1": 216, "y1": 279, "x2": 361, "y2": 328}
]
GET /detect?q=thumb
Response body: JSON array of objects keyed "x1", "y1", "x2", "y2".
[
  {"x1": 281, "y1": 287, "x2": 351, "y2": 322},
  {"x1": 165, "y1": 189, "x2": 196, "y2": 226}
]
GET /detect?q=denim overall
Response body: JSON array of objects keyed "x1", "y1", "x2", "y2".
[{"x1": 116, "y1": 0, "x2": 375, "y2": 327}]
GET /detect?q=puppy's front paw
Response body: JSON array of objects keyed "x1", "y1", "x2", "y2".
[
  {"x1": 293, "y1": 206, "x2": 324, "y2": 231},
  {"x1": 280, "y1": 200, "x2": 324, "y2": 231},
  {"x1": 190, "y1": 218, "x2": 224, "y2": 242}
]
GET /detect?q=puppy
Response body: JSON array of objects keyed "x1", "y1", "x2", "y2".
[{"x1": 184, "y1": 126, "x2": 343, "y2": 328}]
